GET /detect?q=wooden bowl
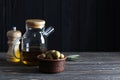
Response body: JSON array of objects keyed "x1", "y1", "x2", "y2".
[{"x1": 37, "y1": 57, "x2": 67, "y2": 73}]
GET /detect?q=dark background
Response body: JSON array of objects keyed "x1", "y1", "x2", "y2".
[{"x1": 0, "y1": 0, "x2": 120, "y2": 52}]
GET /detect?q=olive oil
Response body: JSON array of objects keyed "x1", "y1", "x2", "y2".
[
  {"x1": 21, "y1": 51, "x2": 40, "y2": 66},
  {"x1": 21, "y1": 47, "x2": 46, "y2": 66}
]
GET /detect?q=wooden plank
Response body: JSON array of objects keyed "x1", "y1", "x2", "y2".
[{"x1": 1, "y1": 52, "x2": 120, "y2": 80}]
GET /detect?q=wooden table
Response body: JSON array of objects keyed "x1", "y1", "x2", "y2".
[{"x1": 1, "y1": 52, "x2": 120, "y2": 80}]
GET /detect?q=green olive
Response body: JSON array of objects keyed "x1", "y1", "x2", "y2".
[
  {"x1": 60, "y1": 54, "x2": 64, "y2": 59},
  {"x1": 51, "y1": 50, "x2": 61, "y2": 59},
  {"x1": 46, "y1": 53, "x2": 53, "y2": 59},
  {"x1": 38, "y1": 53, "x2": 46, "y2": 59}
]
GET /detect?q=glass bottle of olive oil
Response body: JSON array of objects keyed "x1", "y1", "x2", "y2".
[{"x1": 20, "y1": 19, "x2": 54, "y2": 66}]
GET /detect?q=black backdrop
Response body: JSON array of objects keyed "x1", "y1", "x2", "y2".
[{"x1": 0, "y1": 0, "x2": 120, "y2": 52}]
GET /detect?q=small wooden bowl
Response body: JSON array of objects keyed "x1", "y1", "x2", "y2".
[{"x1": 37, "y1": 57, "x2": 67, "y2": 73}]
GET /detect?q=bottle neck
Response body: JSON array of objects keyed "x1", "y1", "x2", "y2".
[{"x1": 26, "y1": 27, "x2": 43, "y2": 32}]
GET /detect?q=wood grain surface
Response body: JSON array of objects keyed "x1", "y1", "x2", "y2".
[{"x1": 0, "y1": 52, "x2": 120, "y2": 80}]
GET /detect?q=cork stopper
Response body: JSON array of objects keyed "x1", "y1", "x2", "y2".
[
  {"x1": 7, "y1": 27, "x2": 22, "y2": 39},
  {"x1": 26, "y1": 19, "x2": 45, "y2": 29}
]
